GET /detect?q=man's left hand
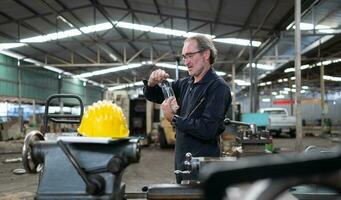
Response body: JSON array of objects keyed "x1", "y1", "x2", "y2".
[{"x1": 161, "y1": 97, "x2": 178, "y2": 121}]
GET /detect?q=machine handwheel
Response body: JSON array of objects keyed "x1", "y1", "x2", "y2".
[{"x1": 22, "y1": 130, "x2": 44, "y2": 173}]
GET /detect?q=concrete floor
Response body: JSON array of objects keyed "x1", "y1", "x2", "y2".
[{"x1": 0, "y1": 136, "x2": 338, "y2": 200}]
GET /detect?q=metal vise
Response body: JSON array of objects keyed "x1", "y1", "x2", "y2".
[{"x1": 22, "y1": 130, "x2": 140, "y2": 200}]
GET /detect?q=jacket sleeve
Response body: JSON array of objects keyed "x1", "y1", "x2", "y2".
[
  {"x1": 176, "y1": 83, "x2": 232, "y2": 141},
  {"x1": 143, "y1": 80, "x2": 164, "y2": 104}
]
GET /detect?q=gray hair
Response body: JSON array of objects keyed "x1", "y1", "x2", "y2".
[{"x1": 184, "y1": 35, "x2": 218, "y2": 65}]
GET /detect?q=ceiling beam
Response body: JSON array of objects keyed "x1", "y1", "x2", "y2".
[
  {"x1": 1, "y1": 1, "x2": 96, "y2": 64},
  {"x1": 0, "y1": 4, "x2": 93, "y2": 26},
  {"x1": 122, "y1": 0, "x2": 160, "y2": 59},
  {"x1": 212, "y1": 0, "x2": 224, "y2": 33},
  {"x1": 102, "y1": 4, "x2": 273, "y2": 31},
  {"x1": 91, "y1": 0, "x2": 142, "y2": 57},
  {"x1": 152, "y1": 0, "x2": 176, "y2": 54}
]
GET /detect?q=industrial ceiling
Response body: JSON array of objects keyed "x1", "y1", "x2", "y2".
[{"x1": 0, "y1": 0, "x2": 340, "y2": 95}]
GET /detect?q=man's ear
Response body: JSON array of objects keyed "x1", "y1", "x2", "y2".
[{"x1": 203, "y1": 49, "x2": 210, "y2": 61}]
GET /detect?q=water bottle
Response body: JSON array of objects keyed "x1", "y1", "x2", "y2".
[
  {"x1": 158, "y1": 80, "x2": 175, "y2": 99},
  {"x1": 158, "y1": 80, "x2": 179, "y2": 112}
]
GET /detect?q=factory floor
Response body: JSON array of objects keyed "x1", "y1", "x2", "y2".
[{"x1": 0, "y1": 136, "x2": 338, "y2": 200}]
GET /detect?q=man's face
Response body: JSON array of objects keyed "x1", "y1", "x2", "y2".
[{"x1": 182, "y1": 40, "x2": 209, "y2": 77}]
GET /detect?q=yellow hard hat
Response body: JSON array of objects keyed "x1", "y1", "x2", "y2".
[{"x1": 78, "y1": 100, "x2": 129, "y2": 138}]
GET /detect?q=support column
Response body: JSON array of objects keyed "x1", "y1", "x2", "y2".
[
  {"x1": 294, "y1": 0, "x2": 303, "y2": 152},
  {"x1": 32, "y1": 100, "x2": 36, "y2": 127},
  {"x1": 254, "y1": 62, "x2": 259, "y2": 112},
  {"x1": 232, "y1": 64, "x2": 236, "y2": 120},
  {"x1": 249, "y1": 30, "x2": 254, "y2": 113},
  {"x1": 320, "y1": 62, "x2": 325, "y2": 132}
]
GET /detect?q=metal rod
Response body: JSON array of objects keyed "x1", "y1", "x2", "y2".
[{"x1": 57, "y1": 140, "x2": 92, "y2": 187}]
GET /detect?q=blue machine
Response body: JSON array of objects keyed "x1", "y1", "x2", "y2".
[{"x1": 22, "y1": 131, "x2": 140, "y2": 199}]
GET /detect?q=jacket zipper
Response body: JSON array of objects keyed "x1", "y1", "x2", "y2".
[{"x1": 187, "y1": 97, "x2": 205, "y2": 118}]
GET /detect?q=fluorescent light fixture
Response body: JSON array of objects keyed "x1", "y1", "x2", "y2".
[
  {"x1": 108, "y1": 81, "x2": 144, "y2": 91},
  {"x1": 280, "y1": 90, "x2": 289, "y2": 95},
  {"x1": 0, "y1": 43, "x2": 26, "y2": 50},
  {"x1": 213, "y1": 38, "x2": 261, "y2": 47},
  {"x1": 284, "y1": 68, "x2": 294, "y2": 73},
  {"x1": 285, "y1": 59, "x2": 341, "y2": 73},
  {"x1": 115, "y1": 21, "x2": 215, "y2": 39},
  {"x1": 300, "y1": 64, "x2": 310, "y2": 70},
  {"x1": 282, "y1": 78, "x2": 288, "y2": 82},
  {"x1": 288, "y1": 22, "x2": 331, "y2": 30},
  {"x1": 80, "y1": 23, "x2": 113, "y2": 33},
  {"x1": 183, "y1": 32, "x2": 215, "y2": 39},
  {"x1": 75, "y1": 63, "x2": 143, "y2": 78},
  {"x1": 278, "y1": 79, "x2": 283, "y2": 83},
  {"x1": 57, "y1": 15, "x2": 74, "y2": 28},
  {"x1": 324, "y1": 75, "x2": 341, "y2": 82},
  {"x1": 316, "y1": 59, "x2": 341, "y2": 67},
  {"x1": 156, "y1": 63, "x2": 187, "y2": 71},
  {"x1": 22, "y1": 19, "x2": 274, "y2": 49},
  {"x1": 116, "y1": 21, "x2": 152, "y2": 32},
  {"x1": 246, "y1": 63, "x2": 274, "y2": 70},
  {"x1": 0, "y1": 50, "x2": 25, "y2": 60},
  {"x1": 21, "y1": 29, "x2": 82, "y2": 43},
  {"x1": 155, "y1": 63, "x2": 226, "y2": 76},
  {"x1": 216, "y1": 71, "x2": 226, "y2": 76},
  {"x1": 43, "y1": 65, "x2": 64, "y2": 74},
  {"x1": 20, "y1": 20, "x2": 216, "y2": 44},
  {"x1": 234, "y1": 79, "x2": 251, "y2": 86},
  {"x1": 272, "y1": 92, "x2": 278, "y2": 95},
  {"x1": 302, "y1": 86, "x2": 309, "y2": 90},
  {"x1": 23, "y1": 58, "x2": 41, "y2": 66},
  {"x1": 259, "y1": 82, "x2": 266, "y2": 86},
  {"x1": 291, "y1": 77, "x2": 296, "y2": 80},
  {"x1": 275, "y1": 95, "x2": 285, "y2": 99},
  {"x1": 109, "y1": 54, "x2": 117, "y2": 61},
  {"x1": 141, "y1": 61, "x2": 153, "y2": 65},
  {"x1": 151, "y1": 27, "x2": 185, "y2": 36},
  {"x1": 262, "y1": 98, "x2": 271, "y2": 102},
  {"x1": 266, "y1": 81, "x2": 272, "y2": 85}
]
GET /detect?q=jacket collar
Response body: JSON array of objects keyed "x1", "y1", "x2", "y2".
[{"x1": 187, "y1": 68, "x2": 217, "y2": 85}]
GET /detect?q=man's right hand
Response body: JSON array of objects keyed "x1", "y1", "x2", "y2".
[{"x1": 148, "y1": 69, "x2": 169, "y2": 87}]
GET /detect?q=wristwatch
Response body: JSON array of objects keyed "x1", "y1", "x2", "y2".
[{"x1": 171, "y1": 115, "x2": 180, "y2": 126}]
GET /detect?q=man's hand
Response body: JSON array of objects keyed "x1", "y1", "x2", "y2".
[
  {"x1": 148, "y1": 69, "x2": 169, "y2": 87},
  {"x1": 161, "y1": 97, "x2": 178, "y2": 122}
]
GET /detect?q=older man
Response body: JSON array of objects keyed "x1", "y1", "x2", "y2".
[{"x1": 143, "y1": 35, "x2": 231, "y2": 183}]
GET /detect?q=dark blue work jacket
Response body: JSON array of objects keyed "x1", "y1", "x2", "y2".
[{"x1": 143, "y1": 68, "x2": 231, "y2": 182}]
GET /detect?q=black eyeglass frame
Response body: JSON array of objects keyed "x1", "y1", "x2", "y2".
[{"x1": 181, "y1": 49, "x2": 205, "y2": 60}]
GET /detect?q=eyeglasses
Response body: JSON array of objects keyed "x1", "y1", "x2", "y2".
[{"x1": 181, "y1": 50, "x2": 204, "y2": 60}]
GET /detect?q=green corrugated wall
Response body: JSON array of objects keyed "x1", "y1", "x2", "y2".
[{"x1": 0, "y1": 53, "x2": 103, "y2": 105}]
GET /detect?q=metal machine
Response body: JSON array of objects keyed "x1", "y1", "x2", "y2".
[
  {"x1": 200, "y1": 146, "x2": 341, "y2": 200},
  {"x1": 22, "y1": 131, "x2": 140, "y2": 199},
  {"x1": 22, "y1": 94, "x2": 141, "y2": 199},
  {"x1": 224, "y1": 118, "x2": 272, "y2": 155}
]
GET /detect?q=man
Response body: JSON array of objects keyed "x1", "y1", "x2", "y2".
[{"x1": 143, "y1": 35, "x2": 231, "y2": 183}]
